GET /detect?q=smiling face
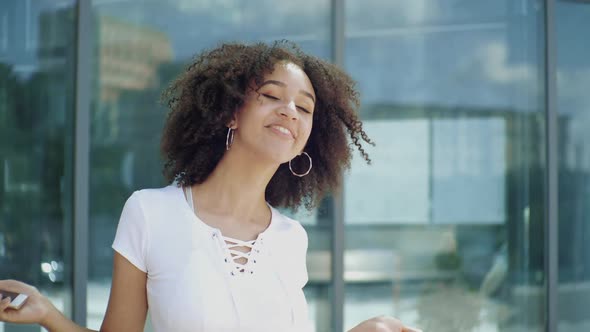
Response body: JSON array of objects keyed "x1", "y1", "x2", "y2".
[{"x1": 230, "y1": 61, "x2": 316, "y2": 164}]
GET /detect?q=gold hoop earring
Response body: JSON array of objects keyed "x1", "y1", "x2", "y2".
[
  {"x1": 226, "y1": 128, "x2": 234, "y2": 150},
  {"x1": 289, "y1": 152, "x2": 312, "y2": 177}
]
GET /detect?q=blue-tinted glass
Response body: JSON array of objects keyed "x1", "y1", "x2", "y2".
[
  {"x1": 86, "y1": 0, "x2": 331, "y2": 330},
  {"x1": 344, "y1": 1, "x2": 547, "y2": 331},
  {"x1": 0, "y1": 1, "x2": 76, "y2": 331},
  {"x1": 556, "y1": 1, "x2": 590, "y2": 331}
]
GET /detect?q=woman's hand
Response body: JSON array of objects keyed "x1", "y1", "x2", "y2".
[
  {"x1": 0, "y1": 279, "x2": 55, "y2": 326},
  {"x1": 348, "y1": 315, "x2": 423, "y2": 332}
]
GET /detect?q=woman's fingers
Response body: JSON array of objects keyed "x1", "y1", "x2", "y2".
[
  {"x1": 1, "y1": 295, "x2": 12, "y2": 308},
  {"x1": 0, "y1": 279, "x2": 47, "y2": 324},
  {"x1": 371, "y1": 316, "x2": 424, "y2": 332},
  {"x1": 0, "y1": 295, "x2": 18, "y2": 322},
  {"x1": 0, "y1": 279, "x2": 36, "y2": 293},
  {"x1": 0, "y1": 284, "x2": 16, "y2": 312},
  {"x1": 402, "y1": 326, "x2": 423, "y2": 332},
  {"x1": 378, "y1": 316, "x2": 424, "y2": 332}
]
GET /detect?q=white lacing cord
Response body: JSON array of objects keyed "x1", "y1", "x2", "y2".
[
  {"x1": 185, "y1": 186, "x2": 260, "y2": 276},
  {"x1": 223, "y1": 236, "x2": 260, "y2": 275}
]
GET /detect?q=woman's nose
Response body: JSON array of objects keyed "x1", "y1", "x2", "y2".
[
  {"x1": 279, "y1": 100, "x2": 298, "y2": 119},
  {"x1": 286, "y1": 100, "x2": 296, "y2": 111}
]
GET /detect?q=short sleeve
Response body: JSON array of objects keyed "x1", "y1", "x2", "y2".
[
  {"x1": 296, "y1": 224, "x2": 309, "y2": 288},
  {"x1": 292, "y1": 223, "x2": 311, "y2": 328},
  {"x1": 112, "y1": 192, "x2": 149, "y2": 272}
]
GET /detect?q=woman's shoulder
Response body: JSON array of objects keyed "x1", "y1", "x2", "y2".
[
  {"x1": 130, "y1": 184, "x2": 181, "y2": 202},
  {"x1": 268, "y1": 206, "x2": 308, "y2": 241},
  {"x1": 124, "y1": 184, "x2": 185, "y2": 215}
]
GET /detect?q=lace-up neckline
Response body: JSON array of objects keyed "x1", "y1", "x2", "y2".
[
  {"x1": 219, "y1": 235, "x2": 260, "y2": 275},
  {"x1": 184, "y1": 186, "x2": 271, "y2": 276}
]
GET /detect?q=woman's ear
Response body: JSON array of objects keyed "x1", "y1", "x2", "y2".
[
  {"x1": 228, "y1": 108, "x2": 240, "y2": 129},
  {"x1": 227, "y1": 118, "x2": 237, "y2": 130}
]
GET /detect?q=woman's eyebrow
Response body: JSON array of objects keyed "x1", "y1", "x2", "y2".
[
  {"x1": 259, "y1": 80, "x2": 316, "y2": 103},
  {"x1": 300, "y1": 90, "x2": 315, "y2": 103},
  {"x1": 260, "y1": 80, "x2": 286, "y2": 88}
]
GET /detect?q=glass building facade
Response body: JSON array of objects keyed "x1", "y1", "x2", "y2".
[{"x1": 0, "y1": 1, "x2": 588, "y2": 331}]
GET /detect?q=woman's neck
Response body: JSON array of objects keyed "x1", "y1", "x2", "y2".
[{"x1": 192, "y1": 147, "x2": 279, "y2": 223}]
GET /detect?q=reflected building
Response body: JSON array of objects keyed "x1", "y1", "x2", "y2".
[
  {"x1": 1, "y1": 3, "x2": 76, "y2": 290},
  {"x1": 95, "y1": 15, "x2": 173, "y2": 142}
]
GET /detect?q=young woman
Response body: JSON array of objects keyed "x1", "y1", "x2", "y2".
[{"x1": 0, "y1": 41, "x2": 420, "y2": 332}]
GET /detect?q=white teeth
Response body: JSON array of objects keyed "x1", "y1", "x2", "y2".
[{"x1": 273, "y1": 125, "x2": 292, "y2": 136}]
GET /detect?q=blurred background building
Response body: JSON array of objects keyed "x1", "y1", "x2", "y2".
[{"x1": 1, "y1": 0, "x2": 589, "y2": 331}]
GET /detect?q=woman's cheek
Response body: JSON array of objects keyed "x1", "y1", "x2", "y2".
[
  {"x1": 300, "y1": 124, "x2": 313, "y2": 149},
  {"x1": 304, "y1": 120, "x2": 313, "y2": 140}
]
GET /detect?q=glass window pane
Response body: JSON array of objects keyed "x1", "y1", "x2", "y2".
[
  {"x1": 344, "y1": 1, "x2": 546, "y2": 331},
  {"x1": 556, "y1": 1, "x2": 590, "y2": 331},
  {"x1": 0, "y1": 1, "x2": 76, "y2": 331},
  {"x1": 86, "y1": 0, "x2": 331, "y2": 330}
]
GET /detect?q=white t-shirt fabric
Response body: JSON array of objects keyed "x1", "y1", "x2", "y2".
[{"x1": 111, "y1": 185, "x2": 312, "y2": 332}]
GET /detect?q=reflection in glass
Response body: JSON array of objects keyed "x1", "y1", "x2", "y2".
[
  {"x1": 344, "y1": 1, "x2": 546, "y2": 331},
  {"x1": 86, "y1": 1, "x2": 330, "y2": 330},
  {"x1": 556, "y1": 2, "x2": 590, "y2": 332},
  {"x1": 0, "y1": 1, "x2": 76, "y2": 331}
]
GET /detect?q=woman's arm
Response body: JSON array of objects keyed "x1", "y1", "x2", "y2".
[
  {"x1": 100, "y1": 252, "x2": 148, "y2": 331},
  {"x1": 347, "y1": 316, "x2": 423, "y2": 332},
  {"x1": 0, "y1": 252, "x2": 148, "y2": 332}
]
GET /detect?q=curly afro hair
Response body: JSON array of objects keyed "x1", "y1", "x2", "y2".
[{"x1": 160, "y1": 40, "x2": 373, "y2": 210}]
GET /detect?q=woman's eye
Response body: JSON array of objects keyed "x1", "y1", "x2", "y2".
[
  {"x1": 262, "y1": 93, "x2": 279, "y2": 100},
  {"x1": 297, "y1": 106, "x2": 311, "y2": 114}
]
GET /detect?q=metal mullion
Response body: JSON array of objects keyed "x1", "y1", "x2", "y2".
[
  {"x1": 544, "y1": 0, "x2": 558, "y2": 331},
  {"x1": 73, "y1": 0, "x2": 92, "y2": 326},
  {"x1": 331, "y1": 0, "x2": 345, "y2": 331}
]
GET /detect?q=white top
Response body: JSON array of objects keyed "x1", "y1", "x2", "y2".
[{"x1": 112, "y1": 185, "x2": 312, "y2": 332}]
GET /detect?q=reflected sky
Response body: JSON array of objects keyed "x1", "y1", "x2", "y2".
[{"x1": 2, "y1": 0, "x2": 588, "y2": 114}]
